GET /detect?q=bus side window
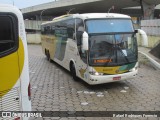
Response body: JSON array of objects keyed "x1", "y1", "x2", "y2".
[
  {"x1": 0, "y1": 15, "x2": 18, "y2": 58},
  {"x1": 51, "y1": 25, "x2": 55, "y2": 35},
  {"x1": 76, "y1": 19, "x2": 84, "y2": 46},
  {"x1": 41, "y1": 26, "x2": 45, "y2": 34},
  {"x1": 66, "y1": 19, "x2": 75, "y2": 39},
  {"x1": 46, "y1": 26, "x2": 51, "y2": 35},
  {"x1": 44, "y1": 26, "x2": 48, "y2": 35}
]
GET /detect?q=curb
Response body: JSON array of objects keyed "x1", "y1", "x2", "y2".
[{"x1": 138, "y1": 51, "x2": 160, "y2": 70}]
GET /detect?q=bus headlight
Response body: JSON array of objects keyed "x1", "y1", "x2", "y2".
[{"x1": 89, "y1": 71, "x2": 104, "y2": 76}]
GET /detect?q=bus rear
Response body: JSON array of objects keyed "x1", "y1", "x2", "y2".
[{"x1": 0, "y1": 4, "x2": 31, "y2": 119}]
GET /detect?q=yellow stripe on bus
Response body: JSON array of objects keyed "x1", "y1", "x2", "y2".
[
  {"x1": 0, "y1": 38, "x2": 24, "y2": 97},
  {"x1": 94, "y1": 66, "x2": 128, "y2": 75}
]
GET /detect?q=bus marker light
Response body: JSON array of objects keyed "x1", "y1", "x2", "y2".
[{"x1": 28, "y1": 83, "x2": 31, "y2": 100}]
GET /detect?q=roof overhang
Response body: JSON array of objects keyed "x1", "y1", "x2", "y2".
[{"x1": 21, "y1": 0, "x2": 160, "y2": 19}]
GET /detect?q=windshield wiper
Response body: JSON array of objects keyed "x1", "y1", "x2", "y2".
[{"x1": 105, "y1": 37, "x2": 115, "y2": 66}]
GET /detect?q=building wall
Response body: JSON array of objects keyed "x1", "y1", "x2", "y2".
[
  {"x1": 25, "y1": 20, "x2": 48, "y2": 30},
  {"x1": 26, "y1": 32, "x2": 41, "y2": 44},
  {"x1": 140, "y1": 19, "x2": 160, "y2": 48}
]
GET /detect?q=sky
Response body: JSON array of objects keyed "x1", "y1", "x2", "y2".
[{"x1": 0, "y1": 0, "x2": 55, "y2": 9}]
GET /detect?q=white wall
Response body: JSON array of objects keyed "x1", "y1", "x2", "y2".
[
  {"x1": 26, "y1": 33, "x2": 41, "y2": 44},
  {"x1": 141, "y1": 19, "x2": 160, "y2": 36},
  {"x1": 139, "y1": 19, "x2": 160, "y2": 48},
  {"x1": 24, "y1": 20, "x2": 48, "y2": 30}
]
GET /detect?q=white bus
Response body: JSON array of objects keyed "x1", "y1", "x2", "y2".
[
  {"x1": 41, "y1": 13, "x2": 140, "y2": 85},
  {"x1": 0, "y1": 4, "x2": 31, "y2": 119}
]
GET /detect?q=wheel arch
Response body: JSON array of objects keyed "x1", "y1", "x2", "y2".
[{"x1": 69, "y1": 59, "x2": 77, "y2": 73}]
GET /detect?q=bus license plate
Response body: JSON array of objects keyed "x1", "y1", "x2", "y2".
[{"x1": 113, "y1": 76, "x2": 121, "y2": 80}]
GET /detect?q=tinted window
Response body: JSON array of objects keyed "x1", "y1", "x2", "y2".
[
  {"x1": 89, "y1": 33, "x2": 138, "y2": 66},
  {"x1": 0, "y1": 14, "x2": 18, "y2": 58},
  {"x1": 51, "y1": 25, "x2": 56, "y2": 34},
  {"x1": 46, "y1": 26, "x2": 51, "y2": 34},
  {"x1": 66, "y1": 19, "x2": 75, "y2": 39},
  {"x1": 76, "y1": 18, "x2": 84, "y2": 41},
  {"x1": 41, "y1": 19, "x2": 75, "y2": 39},
  {"x1": 41, "y1": 26, "x2": 45, "y2": 34}
]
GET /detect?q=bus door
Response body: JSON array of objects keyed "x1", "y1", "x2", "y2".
[{"x1": 0, "y1": 13, "x2": 21, "y2": 110}]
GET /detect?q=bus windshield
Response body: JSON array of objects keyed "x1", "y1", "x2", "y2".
[
  {"x1": 86, "y1": 19, "x2": 134, "y2": 34},
  {"x1": 86, "y1": 19, "x2": 137, "y2": 66}
]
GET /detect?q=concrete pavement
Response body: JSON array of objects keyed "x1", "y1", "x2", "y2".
[{"x1": 138, "y1": 46, "x2": 160, "y2": 70}]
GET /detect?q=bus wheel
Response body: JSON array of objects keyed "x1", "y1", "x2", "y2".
[
  {"x1": 46, "y1": 50, "x2": 51, "y2": 62},
  {"x1": 45, "y1": 49, "x2": 47, "y2": 56},
  {"x1": 70, "y1": 63, "x2": 77, "y2": 81}
]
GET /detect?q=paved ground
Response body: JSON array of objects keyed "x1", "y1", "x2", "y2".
[
  {"x1": 28, "y1": 45, "x2": 160, "y2": 120},
  {"x1": 138, "y1": 47, "x2": 160, "y2": 64}
]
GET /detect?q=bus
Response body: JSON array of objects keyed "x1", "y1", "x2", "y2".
[
  {"x1": 0, "y1": 4, "x2": 31, "y2": 119},
  {"x1": 41, "y1": 13, "x2": 141, "y2": 85}
]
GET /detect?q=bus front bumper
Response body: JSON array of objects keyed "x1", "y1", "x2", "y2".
[{"x1": 87, "y1": 70, "x2": 138, "y2": 85}]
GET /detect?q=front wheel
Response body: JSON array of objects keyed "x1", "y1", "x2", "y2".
[{"x1": 70, "y1": 63, "x2": 77, "y2": 81}]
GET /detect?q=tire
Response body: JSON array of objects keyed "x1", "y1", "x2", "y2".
[
  {"x1": 70, "y1": 63, "x2": 77, "y2": 81},
  {"x1": 46, "y1": 50, "x2": 51, "y2": 62},
  {"x1": 45, "y1": 49, "x2": 47, "y2": 56}
]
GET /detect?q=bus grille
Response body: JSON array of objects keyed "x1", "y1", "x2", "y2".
[{"x1": 0, "y1": 87, "x2": 21, "y2": 111}]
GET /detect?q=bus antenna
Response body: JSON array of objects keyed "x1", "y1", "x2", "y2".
[
  {"x1": 67, "y1": 8, "x2": 75, "y2": 14},
  {"x1": 108, "y1": 6, "x2": 114, "y2": 13}
]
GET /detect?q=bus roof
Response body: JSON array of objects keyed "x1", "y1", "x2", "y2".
[
  {"x1": 42, "y1": 13, "x2": 131, "y2": 25},
  {"x1": 0, "y1": 4, "x2": 22, "y2": 17},
  {"x1": 77, "y1": 13, "x2": 131, "y2": 19}
]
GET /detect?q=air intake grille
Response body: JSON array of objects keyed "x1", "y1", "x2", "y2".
[{"x1": 0, "y1": 87, "x2": 21, "y2": 111}]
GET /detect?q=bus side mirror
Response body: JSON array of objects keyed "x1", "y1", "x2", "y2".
[
  {"x1": 82, "y1": 31, "x2": 89, "y2": 51},
  {"x1": 137, "y1": 29, "x2": 148, "y2": 47}
]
